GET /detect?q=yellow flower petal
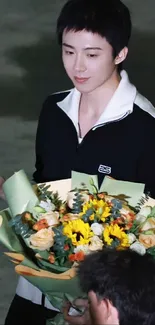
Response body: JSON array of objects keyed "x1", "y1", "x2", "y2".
[
  {"x1": 63, "y1": 219, "x2": 93, "y2": 246},
  {"x1": 103, "y1": 224, "x2": 129, "y2": 248}
]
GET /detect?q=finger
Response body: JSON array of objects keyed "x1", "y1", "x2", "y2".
[
  {"x1": 88, "y1": 291, "x2": 104, "y2": 316},
  {"x1": 88, "y1": 291, "x2": 100, "y2": 307},
  {"x1": 63, "y1": 312, "x2": 84, "y2": 325},
  {"x1": 88, "y1": 291, "x2": 109, "y2": 325},
  {"x1": 63, "y1": 302, "x2": 88, "y2": 325},
  {"x1": 62, "y1": 301, "x2": 71, "y2": 315},
  {"x1": 73, "y1": 298, "x2": 89, "y2": 308}
]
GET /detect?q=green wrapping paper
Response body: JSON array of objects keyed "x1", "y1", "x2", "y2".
[
  {"x1": 99, "y1": 176, "x2": 145, "y2": 207},
  {"x1": 16, "y1": 265, "x2": 82, "y2": 309},
  {"x1": 0, "y1": 208, "x2": 23, "y2": 252},
  {"x1": 0, "y1": 170, "x2": 146, "y2": 324},
  {"x1": 3, "y1": 169, "x2": 38, "y2": 216}
]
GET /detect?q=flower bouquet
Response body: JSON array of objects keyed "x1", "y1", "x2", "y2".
[{"x1": 1, "y1": 170, "x2": 155, "y2": 324}]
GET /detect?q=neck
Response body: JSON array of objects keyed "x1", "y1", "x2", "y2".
[{"x1": 80, "y1": 70, "x2": 121, "y2": 116}]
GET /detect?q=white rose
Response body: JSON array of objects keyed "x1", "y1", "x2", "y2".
[
  {"x1": 39, "y1": 199, "x2": 55, "y2": 212},
  {"x1": 89, "y1": 236, "x2": 103, "y2": 251},
  {"x1": 74, "y1": 244, "x2": 90, "y2": 254},
  {"x1": 67, "y1": 191, "x2": 89, "y2": 209},
  {"x1": 130, "y1": 241, "x2": 146, "y2": 256},
  {"x1": 141, "y1": 218, "x2": 155, "y2": 232},
  {"x1": 128, "y1": 233, "x2": 136, "y2": 244},
  {"x1": 91, "y1": 223, "x2": 104, "y2": 236},
  {"x1": 139, "y1": 206, "x2": 152, "y2": 216},
  {"x1": 39, "y1": 211, "x2": 59, "y2": 226},
  {"x1": 136, "y1": 214, "x2": 147, "y2": 223},
  {"x1": 30, "y1": 228, "x2": 54, "y2": 251},
  {"x1": 136, "y1": 206, "x2": 151, "y2": 223}
]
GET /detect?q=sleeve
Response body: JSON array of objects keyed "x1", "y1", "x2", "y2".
[
  {"x1": 33, "y1": 98, "x2": 51, "y2": 183},
  {"x1": 137, "y1": 127, "x2": 155, "y2": 198}
]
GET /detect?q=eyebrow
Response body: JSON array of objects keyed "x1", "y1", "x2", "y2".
[{"x1": 62, "y1": 43, "x2": 103, "y2": 50}]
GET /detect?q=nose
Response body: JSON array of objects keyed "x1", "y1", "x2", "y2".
[{"x1": 74, "y1": 54, "x2": 86, "y2": 73}]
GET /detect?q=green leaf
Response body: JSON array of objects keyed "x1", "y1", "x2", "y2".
[
  {"x1": 37, "y1": 258, "x2": 69, "y2": 273},
  {"x1": 147, "y1": 246, "x2": 155, "y2": 256},
  {"x1": 90, "y1": 178, "x2": 98, "y2": 194},
  {"x1": 60, "y1": 256, "x2": 65, "y2": 266},
  {"x1": 150, "y1": 207, "x2": 155, "y2": 218},
  {"x1": 33, "y1": 206, "x2": 46, "y2": 213},
  {"x1": 144, "y1": 230, "x2": 154, "y2": 235}
]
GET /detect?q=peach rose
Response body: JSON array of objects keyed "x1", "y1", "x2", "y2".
[
  {"x1": 139, "y1": 234, "x2": 155, "y2": 248},
  {"x1": 30, "y1": 227, "x2": 54, "y2": 251}
]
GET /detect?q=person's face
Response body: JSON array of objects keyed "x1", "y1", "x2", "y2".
[{"x1": 62, "y1": 29, "x2": 120, "y2": 93}]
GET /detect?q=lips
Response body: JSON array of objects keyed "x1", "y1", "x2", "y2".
[{"x1": 74, "y1": 76, "x2": 89, "y2": 83}]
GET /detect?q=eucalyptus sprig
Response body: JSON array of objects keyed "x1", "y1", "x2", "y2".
[{"x1": 37, "y1": 183, "x2": 63, "y2": 209}]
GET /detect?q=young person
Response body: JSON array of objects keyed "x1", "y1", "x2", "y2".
[
  {"x1": 64, "y1": 250, "x2": 155, "y2": 325},
  {"x1": 4, "y1": 0, "x2": 155, "y2": 324}
]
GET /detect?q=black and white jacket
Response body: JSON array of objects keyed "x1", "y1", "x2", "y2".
[
  {"x1": 34, "y1": 70, "x2": 155, "y2": 197},
  {"x1": 17, "y1": 70, "x2": 155, "y2": 309}
]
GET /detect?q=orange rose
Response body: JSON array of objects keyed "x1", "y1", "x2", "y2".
[
  {"x1": 60, "y1": 213, "x2": 79, "y2": 223},
  {"x1": 33, "y1": 219, "x2": 48, "y2": 231},
  {"x1": 139, "y1": 234, "x2": 155, "y2": 248},
  {"x1": 69, "y1": 251, "x2": 85, "y2": 262}
]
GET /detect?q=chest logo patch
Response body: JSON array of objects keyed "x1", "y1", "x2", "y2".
[{"x1": 98, "y1": 164, "x2": 111, "y2": 175}]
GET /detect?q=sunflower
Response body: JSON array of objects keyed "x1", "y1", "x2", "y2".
[
  {"x1": 103, "y1": 224, "x2": 129, "y2": 248},
  {"x1": 63, "y1": 219, "x2": 93, "y2": 246},
  {"x1": 80, "y1": 199, "x2": 111, "y2": 222}
]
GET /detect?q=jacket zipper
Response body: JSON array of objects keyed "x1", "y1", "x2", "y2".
[
  {"x1": 77, "y1": 110, "x2": 131, "y2": 148},
  {"x1": 92, "y1": 111, "x2": 131, "y2": 131}
]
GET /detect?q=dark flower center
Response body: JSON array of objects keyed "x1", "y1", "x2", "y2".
[{"x1": 73, "y1": 231, "x2": 83, "y2": 241}]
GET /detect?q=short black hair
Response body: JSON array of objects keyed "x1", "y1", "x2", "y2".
[
  {"x1": 56, "y1": 0, "x2": 132, "y2": 58},
  {"x1": 78, "y1": 250, "x2": 155, "y2": 325}
]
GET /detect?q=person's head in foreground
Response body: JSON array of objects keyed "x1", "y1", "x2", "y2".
[
  {"x1": 78, "y1": 250, "x2": 155, "y2": 325},
  {"x1": 56, "y1": 0, "x2": 131, "y2": 93}
]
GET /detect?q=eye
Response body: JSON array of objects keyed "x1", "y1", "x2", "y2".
[
  {"x1": 65, "y1": 50, "x2": 74, "y2": 55},
  {"x1": 87, "y1": 54, "x2": 98, "y2": 58}
]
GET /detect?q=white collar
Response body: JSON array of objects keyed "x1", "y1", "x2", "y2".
[
  {"x1": 57, "y1": 87, "x2": 80, "y2": 133},
  {"x1": 57, "y1": 70, "x2": 155, "y2": 134}
]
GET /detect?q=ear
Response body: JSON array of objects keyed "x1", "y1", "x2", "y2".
[{"x1": 115, "y1": 46, "x2": 128, "y2": 65}]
